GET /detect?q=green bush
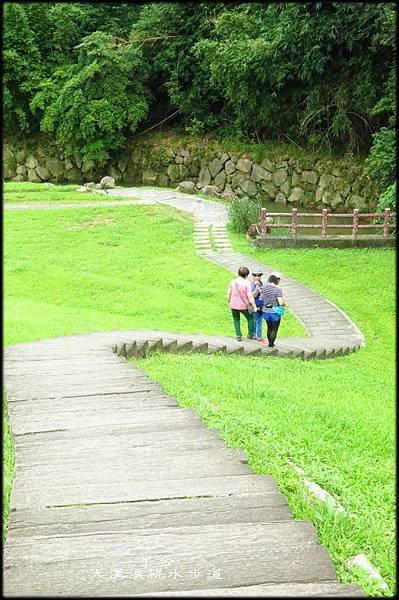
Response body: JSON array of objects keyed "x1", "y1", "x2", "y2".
[
  {"x1": 365, "y1": 127, "x2": 396, "y2": 190},
  {"x1": 228, "y1": 197, "x2": 262, "y2": 233},
  {"x1": 377, "y1": 181, "x2": 396, "y2": 212},
  {"x1": 373, "y1": 182, "x2": 396, "y2": 234}
]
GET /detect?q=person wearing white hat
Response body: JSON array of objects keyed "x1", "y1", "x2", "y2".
[
  {"x1": 250, "y1": 267, "x2": 265, "y2": 343},
  {"x1": 260, "y1": 273, "x2": 288, "y2": 347}
]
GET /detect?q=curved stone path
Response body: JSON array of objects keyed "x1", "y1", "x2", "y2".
[
  {"x1": 5, "y1": 186, "x2": 365, "y2": 358},
  {"x1": 4, "y1": 187, "x2": 365, "y2": 596}
]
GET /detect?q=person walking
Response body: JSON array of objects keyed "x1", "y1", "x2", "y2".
[
  {"x1": 260, "y1": 272, "x2": 288, "y2": 347},
  {"x1": 250, "y1": 267, "x2": 265, "y2": 343},
  {"x1": 227, "y1": 267, "x2": 257, "y2": 341}
]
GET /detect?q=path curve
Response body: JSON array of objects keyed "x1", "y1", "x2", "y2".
[{"x1": 5, "y1": 186, "x2": 365, "y2": 359}]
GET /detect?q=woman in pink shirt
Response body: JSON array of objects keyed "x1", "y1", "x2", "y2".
[{"x1": 227, "y1": 267, "x2": 257, "y2": 341}]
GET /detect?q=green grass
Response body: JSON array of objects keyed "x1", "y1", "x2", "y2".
[
  {"x1": 3, "y1": 192, "x2": 395, "y2": 596},
  {"x1": 134, "y1": 240, "x2": 395, "y2": 596},
  {"x1": 3, "y1": 205, "x2": 304, "y2": 345},
  {"x1": 3, "y1": 182, "x2": 140, "y2": 203},
  {"x1": 2, "y1": 397, "x2": 15, "y2": 543}
]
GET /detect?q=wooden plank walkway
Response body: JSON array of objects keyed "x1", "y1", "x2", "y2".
[
  {"x1": 4, "y1": 188, "x2": 366, "y2": 595},
  {"x1": 4, "y1": 333, "x2": 364, "y2": 596}
]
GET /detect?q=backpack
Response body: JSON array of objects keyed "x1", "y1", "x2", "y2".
[{"x1": 252, "y1": 281, "x2": 264, "y2": 308}]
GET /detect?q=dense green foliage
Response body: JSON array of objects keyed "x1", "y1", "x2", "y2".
[{"x1": 4, "y1": 2, "x2": 396, "y2": 192}]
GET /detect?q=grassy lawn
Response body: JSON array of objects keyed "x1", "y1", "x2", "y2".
[
  {"x1": 3, "y1": 193, "x2": 395, "y2": 596},
  {"x1": 136, "y1": 244, "x2": 395, "y2": 596},
  {"x1": 3, "y1": 182, "x2": 141, "y2": 203}
]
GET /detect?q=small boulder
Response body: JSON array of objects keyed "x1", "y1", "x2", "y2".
[
  {"x1": 85, "y1": 181, "x2": 96, "y2": 189},
  {"x1": 201, "y1": 185, "x2": 220, "y2": 196},
  {"x1": 178, "y1": 181, "x2": 196, "y2": 194},
  {"x1": 221, "y1": 190, "x2": 236, "y2": 201},
  {"x1": 100, "y1": 176, "x2": 115, "y2": 189}
]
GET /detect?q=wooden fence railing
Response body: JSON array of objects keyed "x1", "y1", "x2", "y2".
[{"x1": 259, "y1": 208, "x2": 396, "y2": 239}]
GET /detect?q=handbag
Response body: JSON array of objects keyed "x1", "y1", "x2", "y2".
[
  {"x1": 272, "y1": 305, "x2": 285, "y2": 316},
  {"x1": 247, "y1": 302, "x2": 255, "y2": 314}
]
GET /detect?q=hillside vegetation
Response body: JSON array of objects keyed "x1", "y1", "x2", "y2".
[{"x1": 4, "y1": 2, "x2": 396, "y2": 206}]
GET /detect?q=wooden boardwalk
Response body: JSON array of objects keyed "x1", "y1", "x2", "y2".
[
  {"x1": 4, "y1": 332, "x2": 364, "y2": 596},
  {"x1": 4, "y1": 188, "x2": 366, "y2": 595}
]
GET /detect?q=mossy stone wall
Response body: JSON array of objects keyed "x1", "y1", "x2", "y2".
[{"x1": 3, "y1": 135, "x2": 380, "y2": 211}]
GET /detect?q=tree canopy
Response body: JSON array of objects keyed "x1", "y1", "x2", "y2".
[{"x1": 3, "y1": 2, "x2": 396, "y2": 191}]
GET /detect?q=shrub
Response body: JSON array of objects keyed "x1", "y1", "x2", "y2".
[
  {"x1": 377, "y1": 182, "x2": 396, "y2": 212},
  {"x1": 365, "y1": 127, "x2": 396, "y2": 190},
  {"x1": 372, "y1": 182, "x2": 396, "y2": 234},
  {"x1": 228, "y1": 197, "x2": 262, "y2": 233}
]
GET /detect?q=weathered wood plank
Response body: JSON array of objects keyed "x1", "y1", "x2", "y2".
[
  {"x1": 7, "y1": 382, "x2": 164, "y2": 402},
  {"x1": 10, "y1": 474, "x2": 280, "y2": 509},
  {"x1": 131, "y1": 581, "x2": 365, "y2": 597},
  {"x1": 14, "y1": 428, "x2": 225, "y2": 452},
  {"x1": 8, "y1": 394, "x2": 178, "y2": 415},
  {"x1": 8, "y1": 390, "x2": 169, "y2": 407},
  {"x1": 8, "y1": 505, "x2": 293, "y2": 538},
  {"x1": 3, "y1": 545, "x2": 336, "y2": 596},
  {"x1": 5, "y1": 520, "x2": 322, "y2": 562},
  {"x1": 5, "y1": 373, "x2": 155, "y2": 389},
  {"x1": 8, "y1": 493, "x2": 292, "y2": 534},
  {"x1": 10, "y1": 407, "x2": 201, "y2": 435},
  {"x1": 15, "y1": 447, "x2": 248, "y2": 469},
  {"x1": 12, "y1": 416, "x2": 206, "y2": 439},
  {"x1": 14, "y1": 459, "x2": 252, "y2": 487}
]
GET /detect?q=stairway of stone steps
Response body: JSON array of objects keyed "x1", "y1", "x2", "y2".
[{"x1": 193, "y1": 223, "x2": 233, "y2": 254}]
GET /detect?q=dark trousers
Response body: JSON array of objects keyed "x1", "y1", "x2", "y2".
[
  {"x1": 262, "y1": 313, "x2": 281, "y2": 347},
  {"x1": 231, "y1": 308, "x2": 254, "y2": 338}
]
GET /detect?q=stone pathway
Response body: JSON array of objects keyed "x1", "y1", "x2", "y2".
[
  {"x1": 4, "y1": 187, "x2": 366, "y2": 596},
  {"x1": 5, "y1": 186, "x2": 365, "y2": 359}
]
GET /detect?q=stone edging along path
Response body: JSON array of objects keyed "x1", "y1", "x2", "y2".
[{"x1": 5, "y1": 186, "x2": 365, "y2": 359}]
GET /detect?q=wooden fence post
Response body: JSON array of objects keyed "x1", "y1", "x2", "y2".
[
  {"x1": 383, "y1": 208, "x2": 391, "y2": 238},
  {"x1": 291, "y1": 208, "x2": 298, "y2": 238},
  {"x1": 260, "y1": 208, "x2": 268, "y2": 235},
  {"x1": 321, "y1": 208, "x2": 328, "y2": 238},
  {"x1": 352, "y1": 209, "x2": 359, "y2": 238}
]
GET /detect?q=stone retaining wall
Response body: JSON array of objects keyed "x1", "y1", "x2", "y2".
[{"x1": 3, "y1": 136, "x2": 380, "y2": 211}]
